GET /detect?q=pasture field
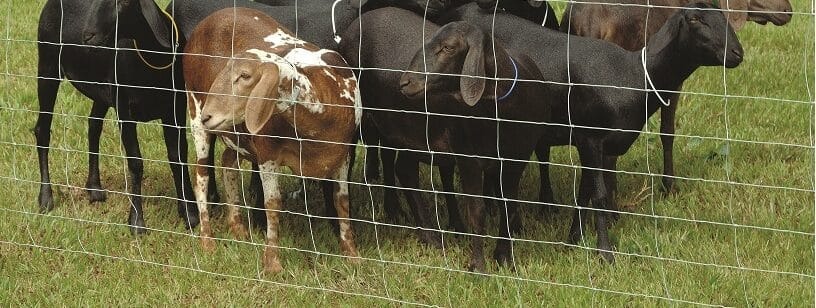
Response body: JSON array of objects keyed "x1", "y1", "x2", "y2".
[{"x1": 1, "y1": 0, "x2": 814, "y2": 306}]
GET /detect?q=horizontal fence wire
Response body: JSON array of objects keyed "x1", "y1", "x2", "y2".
[{"x1": 1, "y1": 0, "x2": 814, "y2": 306}]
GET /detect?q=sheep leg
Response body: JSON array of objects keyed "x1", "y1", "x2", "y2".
[
  {"x1": 118, "y1": 120, "x2": 146, "y2": 235},
  {"x1": 85, "y1": 101, "x2": 108, "y2": 203},
  {"x1": 535, "y1": 141, "x2": 556, "y2": 215},
  {"x1": 259, "y1": 162, "x2": 284, "y2": 274},
  {"x1": 34, "y1": 63, "x2": 60, "y2": 213},
  {"x1": 248, "y1": 163, "x2": 267, "y2": 230},
  {"x1": 206, "y1": 138, "x2": 221, "y2": 203},
  {"x1": 161, "y1": 114, "x2": 199, "y2": 230},
  {"x1": 381, "y1": 148, "x2": 405, "y2": 222},
  {"x1": 361, "y1": 115, "x2": 381, "y2": 180},
  {"x1": 190, "y1": 114, "x2": 215, "y2": 251},
  {"x1": 321, "y1": 180, "x2": 339, "y2": 233},
  {"x1": 332, "y1": 158, "x2": 360, "y2": 262},
  {"x1": 576, "y1": 138, "x2": 614, "y2": 263},
  {"x1": 439, "y1": 164, "x2": 466, "y2": 233},
  {"x1": 458, "y1": 158, "x2": 486, "y2": 272},
  {"x1": 395, "y1": 153, "x2": 442, "y2": 249},
  {"x1": 221, "y1": 148, "x2": 248, "y2": 240},
  {"x1": 568, "y1": 146, "x2": 594, "y2": 245},
  {"x1": 493, "y1": 164, "x2": 525, "y2": 269},
  {"x1": 602, "y1": 155, "x2": 619, "y2": 222},
  {"x1": 660, "y1": 99, "x2": 678, "y2": 194}
]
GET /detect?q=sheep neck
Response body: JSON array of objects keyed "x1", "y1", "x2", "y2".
[
  {"x1": 484, "y1": 46, "x2": 517, "y2": 102},
  {"x1": 642, "y1": 30, "x2": 698, "y2": 108},
  {"x1": 273, "y1": 62, "x2": 330, "y2": 133}
]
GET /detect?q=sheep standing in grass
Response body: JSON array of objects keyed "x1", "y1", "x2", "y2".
[
  {"x1": 446, "y1": 2, "x2": 744, "y2": 262},
  {"x1": 560, "y1": 0, "x2": 792, "y2": 196},
  {"x1": 183, "y1": 8, "x2": 361, "y2": 273},
  {"x1": 35, "y1": 0, "x2": 200, "y2": 234}
]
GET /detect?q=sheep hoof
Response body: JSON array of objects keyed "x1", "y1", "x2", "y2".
[
  {"x1": 567, "y1": 230, "x2": 583, "y2": 246},
  {"x1": 230, "y1": 223, "x2": 249, "y2": 240},
  {"x1": 417, "y1": 230, "x2": 443, "y2": 249},
  {"x1": 263, "y1": 250, "x2": 283, "y2": 274},
  {"x1": 38, "y1": 186, "x2": 54, "y2": 213},
  {"x1": 346, "y1": 254, "x2": 362, "y2": 265},
  {"x1": 201, "y1": 238, "x2": 216, "y2": 252},
  {"x1": 180, "y1": 204, "x2": 200, "y2": 230},
  {"x1": 661, "y1": 179, "x2": 678, "y2": 195},
  {"x1": 493, "y1": 251, "x2": 515, "y2": 270},
  {"x1": 86, "y1": 188, "x2": 107, "y2": 203},
  {"x1": 598, "y1": 250, "x2": 615, "y2": 264},
  {"x1": 128, "y1": 213, "x2": 147, "y2": 235},
  {"x1": 467, "y1": 258, "x2": 486, "y2": 273}
]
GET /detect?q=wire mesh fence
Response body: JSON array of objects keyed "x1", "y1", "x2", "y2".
[{"x1": 0, "y1": 0, "x2": 813, "y2": 305}]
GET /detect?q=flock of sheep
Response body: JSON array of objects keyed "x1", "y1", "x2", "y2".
[{"x1": 33, "y1": 0, "x2": 792, "y2": 273}]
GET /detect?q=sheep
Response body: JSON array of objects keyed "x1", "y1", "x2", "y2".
[
  {"x1": 339, "y1": 8, "x2": 454, "y2": 247},
  {"x1": 341, "y1": 8, "x2": 550, "y2": 271},
  {"x1": 35, "y1": 0, "x2": 200, "y2": 234},
  {"x1": 444, "y1": 2, "x2": 743, "y2": 263},
  {"x1": 559, "y1": 0, "x2": 792, "y2": 197},
  {"x1": 476, "y1": 0, "x2": 559, "y2": 29},
  {"x1": 183, "y1": 7, "x2": 362, "y2": 273}
]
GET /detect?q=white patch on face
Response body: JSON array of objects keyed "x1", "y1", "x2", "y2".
[
  {"x1": 254, "y1": 16, "x2": 259, "y2": 21},
  {"x1": 263, "y1": 29, "x2": 306, "y2": 47},
  {"x1": 221, "y1": 137, "x2": 251, "y2": 156}
]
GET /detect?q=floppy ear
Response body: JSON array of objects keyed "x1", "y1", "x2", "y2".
[
  {"x1": 245, "y1": 64, "x2": 282, "y2": 135},
  {"x1": 139, "y1": 0, "x2": 173, "y2": 48},
  {"x1": 721, "y1": 0, "x2": 748, "y2": 30},
  {"x1": 528, "y1": 0, "x2": 544, "y2": 8},
  {"x1": 460, "y1": 31, "x2": 486, "y2": 106}
]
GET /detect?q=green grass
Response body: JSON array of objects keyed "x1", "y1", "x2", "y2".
[{"x1": 1, "y1": 0, "x2": 814, "y2": 306}]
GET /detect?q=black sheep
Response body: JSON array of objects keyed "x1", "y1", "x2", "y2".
[
  {"x1": 35, "y1": 0, "x2": 199, "y2": 234},
  {"x1": 444, "y1": 2, "x2": 743, "y2": 262}
]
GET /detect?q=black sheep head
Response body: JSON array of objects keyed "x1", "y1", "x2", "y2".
[{"x1": 83, "y1": 0, "x2": 174, "y2": 49}]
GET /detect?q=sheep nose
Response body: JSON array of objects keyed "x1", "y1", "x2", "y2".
[
  {"x1": 731, "y1": 47, "x2": 744, "y2": 61},
  {"x1": 200, "y1": 114, "x2": 212, "y2": 124},
  {"x1": 83, "y1": 32, "x2": 96, "y2": 44},
  {"x1": 399, "y1": 78, "x2": 411, "y2": 89}
]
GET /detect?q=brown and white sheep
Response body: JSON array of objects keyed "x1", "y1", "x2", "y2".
[{"x1": 183, "y1": 7, "x2": 361, "y2": 273}]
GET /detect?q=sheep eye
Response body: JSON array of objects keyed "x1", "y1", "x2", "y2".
[
  {"x1": 239, "y1": 72, "x2": 251, "y2": 80},
  {"x1": 442, "y1": 45, "x2": 454, "y2": 53}
]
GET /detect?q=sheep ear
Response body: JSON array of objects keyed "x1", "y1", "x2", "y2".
[
  {"x1": 722, "y1": 0, "x2": 748, "y2": 31},
  {"x1": 527, "y1": 0, "x2": 544, "y2": 8},
  {"x1": 245, "y1": 64, "x2": 282, "y2": 135},
  {"x1": 460, "y1": 32, "x2": 486, "y2": 106},
  {"x1": 139, "y1": 0, "x2": 173, "y2": 48}
]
